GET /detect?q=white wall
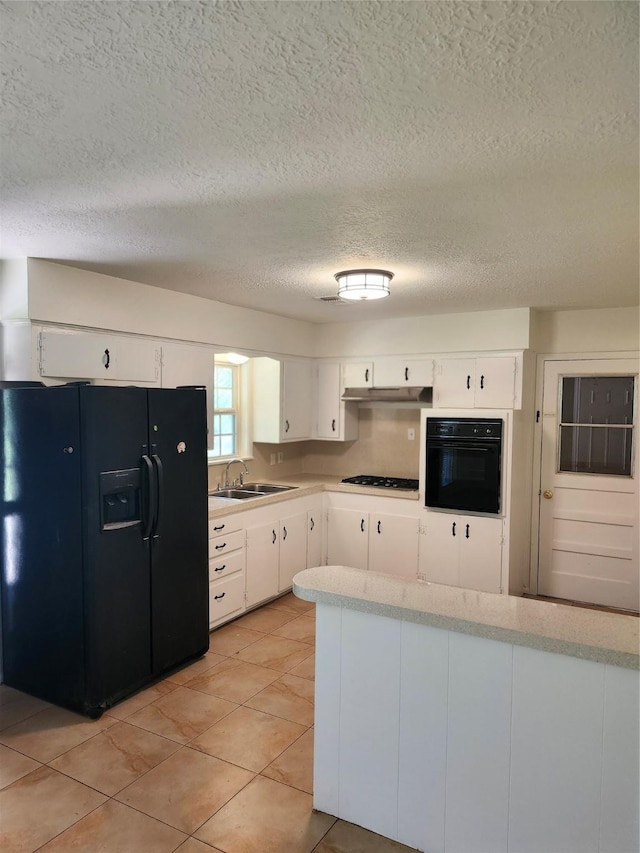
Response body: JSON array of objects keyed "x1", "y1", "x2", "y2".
[
  {"x1": 25, "y1": 259, "x2": 314, "y2": 357},
  {"x1": 531, "y1": 307, "x2": 639, "y2": 354},
  {"x1": 313, "y1": 308, "x2": 532, "y2": 358},
  {"x1": 0, "y1": 259, "x2": 29, "y2": 319}
]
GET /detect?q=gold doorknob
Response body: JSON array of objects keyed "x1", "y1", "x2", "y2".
[{"x1": 543, "y1": 489, "x2": 553, "y2": 499}]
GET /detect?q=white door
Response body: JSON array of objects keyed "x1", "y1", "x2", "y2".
[
  {"x1": 368, "y1": 513, "x2": 419, "y2": 579},
  {"x1": 282, "y1": 359, "x2": 313, "y2": 440},
  {"x1": 279, "y1": 512, "x2": 308, "y2": 592},
  {"x1": 418, "y1": 512, "x2": 460, "y2": 586},
  {"x1": 327, "y1": 508, "x2": 368, "y2": 571},
  {"x1": 316, "y1": 362, "x2": 341, "y2": 439},
  {"x1": 458, "y1": 515, "x2": 503, "y2": 593},
  {"x1": 474, "y1": 357, "x2": 516, "y2": 408},
  {"x1": 245, "y1": 523, "x2": 279, "y2": 607},
  {"x1": 307, "y1": 508, "x2": 323, "y2": 568},
  {"x1": 434, "y1": 358, "x2": 476, "y2": 408},
  {"x1": 538, "y1": 358, "x2": 639, "y2": 611}
]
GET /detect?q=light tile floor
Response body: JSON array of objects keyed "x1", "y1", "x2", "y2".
[{"x1": 0, "y1": 592, "x2": 416, "y2": 853}]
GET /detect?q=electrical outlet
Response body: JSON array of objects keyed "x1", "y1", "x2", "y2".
[
  {"x1": 270, "y1": 453, "x2": 276, "y2": 465},
  {"x1": 277, "y1": 451, "x2": 284, "y2": 463},
  {"x1": 408, "y1": 428, "x2": 416, "y2": 440}
]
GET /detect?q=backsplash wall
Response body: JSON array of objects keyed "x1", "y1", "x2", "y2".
[
  {"x1": 207, "y1": 408, "x2": 422, "y2": 489},
  {"x1": 302, "y1": 408, "x2": 421, "y2": 479}
]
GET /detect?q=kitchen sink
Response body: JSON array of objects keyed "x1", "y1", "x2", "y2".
[
  {"x1": 209, "y1": 488, "x2": 264, "y2": 500},
  {"x1": 240, "y1": 483, "x2": 297, "y2": 493}
]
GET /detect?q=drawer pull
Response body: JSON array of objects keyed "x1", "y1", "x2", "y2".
[
  {"x1": 215, "y1": 542, "x2": 227, "y2": 550},
  {"x1": 213, "y1": 524, "x2": 224, "y2": 532},
  {"x1": 214, "y1": 564, "x2": 226, "y2": 572},
  {"x1": 214, "y1": 592, "x2": 226, "y2": 600}
]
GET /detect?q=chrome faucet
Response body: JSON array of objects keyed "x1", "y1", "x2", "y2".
[{"x1": 224, "y1": 457, "x2": 249, "y2": 487}]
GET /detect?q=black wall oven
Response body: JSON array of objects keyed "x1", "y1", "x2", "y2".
[{"x1": 425, "y1": 417, "x2": 503, "y2": 515}]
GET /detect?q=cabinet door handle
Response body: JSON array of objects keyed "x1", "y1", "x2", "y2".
[
  {"x1": 213, "y1": 524, "x2": 224, "y2": 532},
  {"x1": 214, "y1": 564, "x2": 226, "y2": 572},
  {"x1": 365, "y1": 368, "x2": 369, "y2": 382},
  {"x1": 215, "y1": 542, "x2": 227, "y2": 550},
  {"x1": 465, "y1": 524, "x2": 470, "y2": 538},
  {"x1": 285, "y1": 419, "x2": 290, "y2": 433},
  {"x1": 214, "y1": 592, "x2": 226, "y2": 600},
  {"x1": 377, "y1": 520, "x2": 381, "y2": 534},
  {"x1": 480, "y1": 375, "x2": 485, "y2": 389},
  {"x1": 452, "y1": 522, "x2": 456, "y2": 537},
  {"x1": 283, "y1": 526, "x2": 287, "y2": 541},
  {"x1": 404, "y1": 366, "x2": 409, "y2": 381},
  {"x1": 104, "y1": 348, "x2": 110, "y2": 370},
  {"x1": 310, "y1": 517, "x2": 315, "y2": 531},
  {"x1": 272, "y1": 529, "x2": 277, "y2": 544},
  {"x1": 466, "y1": 375, "x2": 471, "y2": 390},
  {"x1": 331, "y1": 419, "x2": 336, "y2": 432},
  {"x1": 360, "y1": 518, "x2": 365, "y2": 533}
]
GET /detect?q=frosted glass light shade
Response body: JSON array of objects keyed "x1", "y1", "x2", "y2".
[{"x1": 335, "y1": 269, "x2": 393, "y2": 301}]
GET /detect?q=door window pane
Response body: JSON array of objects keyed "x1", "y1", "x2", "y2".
[{"x1": 559, "y1": 376, "x2": 634, "y2": 475}]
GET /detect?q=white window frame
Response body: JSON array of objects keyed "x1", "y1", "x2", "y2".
[{"x1": 210, "y1": 358, "x2": 241, "y2": 460}]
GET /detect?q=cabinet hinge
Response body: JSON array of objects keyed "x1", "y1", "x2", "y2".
[
  {"x1": 37, "y1": 332, "x2": 45, "y2": 372},
  {"x1": 418, "y1": 522, "x2": 428, "y2": 535}
]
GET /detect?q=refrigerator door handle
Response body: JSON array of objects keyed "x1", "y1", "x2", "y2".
[
  {"x1": 151, "y1": 450, "x2": 164, "y2": 538},
  {"x1": 141, "y1": 453, "x2": 156, "y2": 541}
]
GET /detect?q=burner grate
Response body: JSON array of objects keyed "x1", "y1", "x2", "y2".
[{"x1": 341, "y1": 475, "x2": 419, "y2": 490}]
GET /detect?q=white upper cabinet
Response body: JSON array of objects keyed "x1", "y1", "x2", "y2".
[
  {"x1": 39, "y1": 330, "x2": 160, "y2": 384},
  {"x1": 342, "y1": 361, "x2": 374, "y2": 388},
  {"x1": 315, "y1": 362, "x2": 359, "y2": 442},
  {"x1": 434, "y1": 355, "x2": 519, "y2": 409},
  {"x1": 251, "y1": 357, "x2": 313, "y2": 442},
  {"x1": 372, "y1": 357, "x2": 435, "y2": 388},
  {"x1": 161, "y1": 342, "x2": 214, "y2": 437}
]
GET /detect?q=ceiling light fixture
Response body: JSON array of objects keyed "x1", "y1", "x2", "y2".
[{"x1": 334, "y1": 269, "x2": 393, "y2": 301}]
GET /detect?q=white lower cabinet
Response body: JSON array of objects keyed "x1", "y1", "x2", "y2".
[
  {"x1": 419, "y1": 512, "x2": 504, "y2": 593},
  {"x1": 327, "y1": 507, "x2": 369, "y2": 571},
  {"x1": 306, "y1": 508, "x2": 323, "y2": 568},
  {"x1": 369, "y1": 513, "x2": 419, "y2": 579},
  {"x1": 327, "y1": 501, "x2": 419, "y2": 579},
  {"x1": 208, "y1": 513, "x2": 246, "y2": 628},
  {"x1": 244, "y1": 495, "x2": 323, "y2": 610},
  {"x1": 246, "y1": 522, "x2": 280, "y2": 608}
]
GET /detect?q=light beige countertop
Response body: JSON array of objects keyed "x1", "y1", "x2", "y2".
[
  {"x1": 207, "y1": 473, "x2": 420, "y2": 518},
  {"x1": 293, "y1": 565, "x2": 640, "y2": 670}
]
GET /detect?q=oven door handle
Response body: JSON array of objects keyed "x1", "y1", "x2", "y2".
[{"x1": 427, "y1": 441, "x2": 496, "y2": 451}]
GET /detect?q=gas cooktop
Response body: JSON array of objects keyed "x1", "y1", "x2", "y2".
[{"x1": 341, "y1": 475, "x2": 419, "y2": 491}]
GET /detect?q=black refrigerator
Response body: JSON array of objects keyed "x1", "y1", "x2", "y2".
[{"x1": 0, "y1": 383, "x2": 209, "y2": 717}]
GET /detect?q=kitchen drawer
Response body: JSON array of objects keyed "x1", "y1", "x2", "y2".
[
  {"x1": 209, "y1": 528, "x2": 244, "y2": 557},
  {"x1": 209, "y1": 549, "x2": 245, "y2": 582},
  {"x1": 208, "y1": 517, "x2": 243, "y2": 538},
  {"x1": 209, "y1": 574, "x2": 245, "y2": 627}
]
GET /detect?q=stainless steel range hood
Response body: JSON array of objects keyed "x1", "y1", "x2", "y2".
[{"x1": 341, "y1": 386, "x2": 433, "y2": 404}]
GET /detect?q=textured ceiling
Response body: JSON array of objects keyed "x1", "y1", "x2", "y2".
[{"x1": 0, "y1": 0, "x2": 638, "y2": 324}]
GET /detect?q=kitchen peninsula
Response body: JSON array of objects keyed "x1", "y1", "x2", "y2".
[{"x1": 294, "y1": 565, "x2": 639, "y2": 853}]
